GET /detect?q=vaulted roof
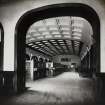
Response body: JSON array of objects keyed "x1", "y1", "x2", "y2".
[{"x1": 26, "y1": 16, "x2": 93, "y2": 58}]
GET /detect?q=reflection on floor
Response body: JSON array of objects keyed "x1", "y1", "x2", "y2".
[{"x1": 1, "y1": 72, "x2": 96, "y2": 105}]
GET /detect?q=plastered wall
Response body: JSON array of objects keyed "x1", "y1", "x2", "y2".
[{"x1": 53, "y1": 55, "x2": 81, "y2": 66}]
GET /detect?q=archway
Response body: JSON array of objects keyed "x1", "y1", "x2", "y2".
[{"x1": 15, "y1": 3, "x2": 100, "y2": 92}]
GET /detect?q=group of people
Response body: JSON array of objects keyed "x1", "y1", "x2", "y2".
[{"x1": 32, "y1": 57, "x2": 53, "y2": 80}]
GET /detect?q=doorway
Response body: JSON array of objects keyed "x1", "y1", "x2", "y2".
[{"x1": 15, "y1": 3, "x2": 100, "y2": 92}]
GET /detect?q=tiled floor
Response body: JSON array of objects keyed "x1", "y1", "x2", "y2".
[{"x1": 0, "y1": 72, "x2": 97, "y2": 105}]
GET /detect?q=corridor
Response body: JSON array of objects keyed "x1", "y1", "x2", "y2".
[
  {"x1": 1, "y1": 0, "x2": 105, "y2": 105},
  {"x1": 0, "y1": 72, "x2": 96, "y2": 105}
]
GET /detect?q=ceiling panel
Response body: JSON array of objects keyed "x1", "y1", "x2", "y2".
[{"x1": 26, "y1": 16, "x2": 93, "y2": 58}]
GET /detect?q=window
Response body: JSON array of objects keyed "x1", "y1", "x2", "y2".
[{"x1": 61, "y1": 58, "x2": 71, "y2": 62}]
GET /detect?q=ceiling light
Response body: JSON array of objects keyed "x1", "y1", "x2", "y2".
[
  {"x1": 62, "y1": 32, "x2": 70, "y2": 35},
  {"x1": 38, "y1": 43, "x2": 43, "y2": 45},
  {"x1": 45, "y1": 18, "x2": 56, "y2": 26},
  {"x1": 74, "y1": 44, "x2": 79, "y2": 47},
  {"x1": 36, "y1": 36, "x2": 44, "y2": 39},
  {"x1": 49, "y1": 27, "x2": 58, "y2": 30},
  {"x1": 58, "y1": 40, "x2": 63, "y2": 41},
  {"x1": 38, "y1": 27, "x2": 47, "y2": 31},
  {"x1": 54, "y1": 35, "x2": 61, "y2": 38},
  {"x1": 31, "y1": 45, "x2": 37, "y2": 47},
  {"x1": 28, "y1": 43, "x2": 33, "y2": 46},
  {"x1": 29, "y1": 38, "x2": 35, "y2": 41},
  {"x1": 64, "y1": 35, "x2": 71, "y2": 38},
  {"x1": 45, "y1": 42, "x2": 49, "y2": 45},
  {"x1": 34, "y1": 46, "x2": 39, "y2": 49},
  {"x1": 33, "y1": 34, "x2": 41, "y2": 37},
  {"x1": 73, "y1": 36, "x2": 81, "y2": 40},
  {"x1": 50, "y1": 40, "x2": 55, "y2": 42},
  {"x1": 42, "y1": 31, "x2": 49, "y2": 35},
  {"x1": 45, "y1": 35, "x2": 52, "y2": 38},
  {"x1": 61, "y1": 27, "x2": 70, "y2": 31},
  {"x1": 53, "y1": 43, "x2": 58, "y2": 45},
  {"x1": 72, "y1": 33, "x2": 82, "y2": 37},
  {"x1": 42, "y1": 40, "x2": 48, "y2": 42},
  {"x1": 60, "y1": 43, "x2": 65, "y2": 45},
  {"x1": 72, "y1": 28, "x2": 82, "y2": 33},
  {"x1": 72, "y1": 23, "x2": 83, "y2": 28},
  {"x1": 35, "y1": 42, "x2": 41, "y2": 44},
  {"x1": 74, "y1": 41, "x2": 80, "y2": 44},
  {"x1": 51, "y1": 41, "x2": 56, "y2": 44},
  {"x1": 52, "y1": 32, "x2": 60, "y2": 34},
  {"x1": 59, "y1": 42, "x2": 64, "y2": 43}
]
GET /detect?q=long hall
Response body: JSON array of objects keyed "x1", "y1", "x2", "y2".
[{"x1": 0, "y1": 0, "x2": 105, "y2": 105}]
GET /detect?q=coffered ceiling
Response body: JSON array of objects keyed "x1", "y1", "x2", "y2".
[{"x1": 26, "y1": 16, "x2": 93, "y2": 58}]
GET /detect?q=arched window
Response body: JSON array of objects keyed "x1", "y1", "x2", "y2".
[{"x1": 26, "y1": 54, "x2": 30, "y2": 60}]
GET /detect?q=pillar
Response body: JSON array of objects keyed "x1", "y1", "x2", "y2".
[{"x1": 3, "y1": 71, "x2": 15, "y2": 93}]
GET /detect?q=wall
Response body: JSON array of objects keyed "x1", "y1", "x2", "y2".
[
  {"x1": 26, "y1": 48, "x2": 50, "y2": 60},
  {"x1": 53, "y1": 55, "x2": 81, "y2": 67},
  {"x1": 0, "y1": 0, "x2": 105, "y2": 72}
]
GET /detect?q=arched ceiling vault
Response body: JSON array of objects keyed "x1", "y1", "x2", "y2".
[{"x1": 26, "y1": 16, "x2": 93, "y2": 58}]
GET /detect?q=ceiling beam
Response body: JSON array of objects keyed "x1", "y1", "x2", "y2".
[
  {"x1": 55, "y1": 40, "x2": 66, "y2": 54},
  {"x1": 40, "y1": 41, "x2": 58, "y2": 55},
  {"x1": 26, "y1": 44, "x2": 52, "y2": 57},
  {"x1": 63, "y1": 40, "x2": 72, "y2": 54},
  {"x1": 33, "y1": 42, "x2": 55, "y2": 56},
  {"x1": 47, "y1": 40, "x2": 62, "y2": 54},
  {"x1": 71, "y1": 40, "x2": 75, "y2": 55}
]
